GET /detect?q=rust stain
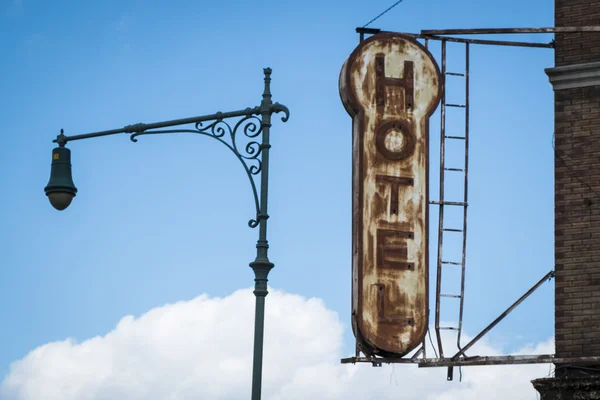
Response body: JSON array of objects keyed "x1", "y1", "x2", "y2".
[{"x1": 339, "y1": 33, "x2": 441, "y2": 357}]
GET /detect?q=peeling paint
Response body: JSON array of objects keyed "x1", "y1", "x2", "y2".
[{"x1": 340, "y1": 33, "x2": 441, "y2": 357}]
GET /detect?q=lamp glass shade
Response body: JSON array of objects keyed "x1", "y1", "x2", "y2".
[
  {"x1": 48, "y1": 192, "x2": 75, "y2": 211},
  {"x1": 45, "y1": 146, "x2": 77, "y2": 210}
]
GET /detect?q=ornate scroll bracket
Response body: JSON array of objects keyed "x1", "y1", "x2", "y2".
[
  {"x1": 129, "y1": 112, "x2": 273, "y2": 228},
  {"x1": 271, "y1": 103, "x2": 290, "y2": 122},
  {"x1": 126, "y1": 102, "x2": 289, "y2": 228}
]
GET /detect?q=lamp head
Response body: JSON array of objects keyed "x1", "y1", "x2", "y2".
[{"x1": 45, "y1": 145, "x2": 77, "y2": 210}]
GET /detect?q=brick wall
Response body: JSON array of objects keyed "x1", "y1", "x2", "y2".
[
  {"x1": 555, "y1": 0, "x2": 600, "y2": 66},
  {"x1": 554, "y1": 0, "x2": 600, "y2": 375},
  {"x1": 554, "y1": 0, "x2": 600, "y2": 67}
]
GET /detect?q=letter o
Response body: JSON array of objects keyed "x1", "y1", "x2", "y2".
[{"x1": 375, "y1": 120, "x2": 416, "y2": 161}]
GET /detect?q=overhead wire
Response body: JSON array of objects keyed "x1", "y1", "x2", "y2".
[{"x1": 363, "y1": 0, "x2": 404, "y2": 28}]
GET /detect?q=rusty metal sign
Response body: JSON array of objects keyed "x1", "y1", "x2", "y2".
[{"x1": 339, "y1": 33, "x2": 441, "y2": 357}]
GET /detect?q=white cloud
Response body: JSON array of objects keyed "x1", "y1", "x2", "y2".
[{"x1": 1, "y1": 288, "x2": 552, "y2": 400}]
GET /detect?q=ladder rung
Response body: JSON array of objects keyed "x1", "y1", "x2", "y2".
[
  {"x1": 442, "y1": 261, "x2": 461, "y2": 265},
  {"x1": 446, "y1": 104, "x2": 466, "y2": 108},
  {"x1": 430, "y1": 201, "x2": 468, "y2": 206},
  {"x1": 443, "y1": 228, "x2": 463, "y2": 232},
  {"x1": 444, "y1": 135, "x2": 466, "y2": 140},
  {"x1": 445, "y1": 72, "x2": 465, "y2": 77},
  {"x1": 444, "y1": 168, "x2": 464, "y2": 172},
  {"x1": 441, "y1": 294, "x2": 462, "y2": 298},
  {"x1": 440, "y1": 327, "x2": 458, "y2": 330}
]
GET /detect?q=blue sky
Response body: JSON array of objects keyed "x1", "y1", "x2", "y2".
[{"x1": 1, "y1": 0, "x2": 555, "y2": 390}]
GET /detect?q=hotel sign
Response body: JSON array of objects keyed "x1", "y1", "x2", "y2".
[{"x1": 339, "y1": 33, "x2": 441, "y2": 356}]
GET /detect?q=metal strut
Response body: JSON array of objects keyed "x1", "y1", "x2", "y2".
[
  {"x1": 434, "y1": 40, "x2": 471, "y2": 380},
  {"x1": 342, "y1": 270, "x2": 555, "y2": 368},
  {"x1": 434, "y1": 39, "x2": 448, "y2": 361}
]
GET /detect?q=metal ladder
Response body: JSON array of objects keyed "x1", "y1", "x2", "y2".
[{"x1": 431, "y1": 40, "x2": 470, "y2": 375}]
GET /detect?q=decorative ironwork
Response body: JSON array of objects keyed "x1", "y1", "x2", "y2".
[{"x1": 129, "y1": 113, "x2": 266, "y2": 228}]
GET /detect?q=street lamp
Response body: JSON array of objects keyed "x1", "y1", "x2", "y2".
[
  {"x1": 44, "y1": 68, "x2": 289, "y2": 400},
  {"x1": 44, "y1": 144, "x2": 77, "y2": 210}
]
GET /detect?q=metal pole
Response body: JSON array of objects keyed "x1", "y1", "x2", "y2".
[
  {"x1": 451, "y1": 270, "x2": 554, "y2": 360},
  {"x1": 341, "y1": 354, "x2": 600, "y2": 367},
  {"x1": 53, "y1": 108, "x2": 260, "y2": 144},
  {"x1": 422, "y1": 35, "x2": 553, "y2": 49},
  {"x1": 456, "y1": 42, "x2": 470, "y2": 350},
  {"x1": 434, "y1": 39, "x2": 447, "y2": 359},
  {"x1": 421, "y1": 26, "x2": 600, "y2": 35},
  {"x1": 353, "y1": 27, "x2": 554, "y2": 48},
  {"x1": 249, "y1": 68, "x2": 275, "y2": 400}
]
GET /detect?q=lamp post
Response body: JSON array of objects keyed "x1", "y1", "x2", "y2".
[{"x1": 44, "y1": 68, "x2": 289, "y2": 400}]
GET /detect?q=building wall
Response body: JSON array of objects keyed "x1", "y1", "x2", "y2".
[
  {"x1": 554, "y1": 0, "x2": 600, "y2": 374},
  {"x1": 555, "y1": 0, "x2": 600, "y2": 66}
]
